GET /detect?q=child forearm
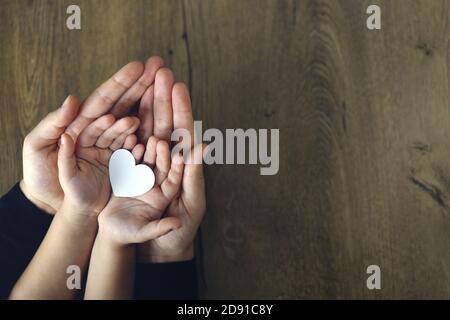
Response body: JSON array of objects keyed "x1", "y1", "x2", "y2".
[
  {"x1": 9, "y1": 204, "x2": 98, "y2": 299},
  {"x1": 84, "y1": 227, "x2": 135, "y2": 300}
]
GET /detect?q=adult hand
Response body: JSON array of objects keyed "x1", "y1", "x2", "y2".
[
  {"x1": 21, "y1": 57, "x2": 164, "y2": 214},
  {"x1": 136, "y1": 68, "x2": 207, "y2": 263}
]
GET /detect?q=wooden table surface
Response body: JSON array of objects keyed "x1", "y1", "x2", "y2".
[{"x1": 2, "y1": 0, "x2": 450, "y2": 299}]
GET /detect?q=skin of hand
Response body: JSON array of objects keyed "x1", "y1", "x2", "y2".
[
  {"x1": 9, "y1": 115, "x2": 140, "y2": 300},
  {"x1": 20, "y1": 57, "x2": 165, "y2": 214},
  {"x1": 98, "y1": 139, "x2": 184, "y2": 245},
  {"x1": 58, "y1": 114, "x2": 141, "y2": 220},
  {"x1": 135, "y1": 68, "x2": 207, "y2": 263},
  {"x1": 84, "y1": 140, "x2": 184, "y2": 299}
]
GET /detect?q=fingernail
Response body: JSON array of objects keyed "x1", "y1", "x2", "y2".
[{"x1": 62, "y1": 95, "x2": 71, "y2": 107}]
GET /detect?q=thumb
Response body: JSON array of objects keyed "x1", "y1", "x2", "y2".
[
  {"x1": 135, "y1": 217, "x2": 181, "y2": 243},
  {"x1": 25, "y1": 95, "x2": 80, "y2": 150},
  {"x1": 57, "y1": 133, "x2": 77, "y2": 182}
]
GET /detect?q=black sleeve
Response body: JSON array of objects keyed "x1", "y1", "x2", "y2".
[
  {"x1": 0, "y1": 183, "x2": 53, "y2": 299},
  {"x1": 134, "y1": 259, "x2": 198, "y2": 300}
]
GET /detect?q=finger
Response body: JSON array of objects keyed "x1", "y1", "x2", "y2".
[
  {"x1": 95, "y1": 117, "x2": 140, "y2": 149},
  {"x1": 137, "y1": 85, "x2": 154, "y2": 143},
  {"x1": 143, "y1": 136, "x2": 158, "y2": 168},
  {"x1": 109, "y1": 133, "x2": 129, "y2": 151},
  {"x1": 77, "y1": 114, "x2": 115, "y2": 147},
  {"x1": 76, "y1": 146, "x2": 112, "y2": 167},
  {"x1": 153, "y1": 68, "x2": 174, "y2": 141},
  {"x1": 172, "y1": 82, "x2": 195, "y2": 149},
  {"x1": 161, "y1": 153, "x2": 184, "y2": 200},
  {"x1": 57, "y1": 133, "x2": 77, "y2": 182},
  {"x1": 110, "y1": 56, "x2": 164, "y2": 117},
  {"x1": 25, "y1": 95, "x2": 80, "y2": 151},
  {"x1": 135, "y1": 217, "x2": 181, "y2": 243},
  {"x1": 65, "y1": 61, "x2": 144, "y2": 141},
  {"x1": 155, "y1": 140, "x2": 170, "y2": 185},
  {"x1": 131, "y1": 144, "x2": 145, "y2": 163},
  {"x1": 180, "y1": 144, "x2": 207, "y2": 220},
  {"x1": 123, "y1": 134, "x2": 138, "y2": 150}
]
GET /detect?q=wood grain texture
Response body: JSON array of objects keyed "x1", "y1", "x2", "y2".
[{"x1": 2, "y1": 0, "x2": 450, "y2": 299}]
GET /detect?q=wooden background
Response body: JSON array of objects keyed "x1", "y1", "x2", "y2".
[{"x1": 2, "y1": 0, "x2": 450, "y2": 299}]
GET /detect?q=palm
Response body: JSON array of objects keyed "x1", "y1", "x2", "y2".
[
  {"x1": 64, "y1": 146, "x2": 112, "y2": 213},
  {"x1": 100, "y1": 192, "x2": 166, "y2": 244}
]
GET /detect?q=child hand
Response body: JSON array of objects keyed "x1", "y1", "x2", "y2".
[
  {"x1": 57, "y1": 115, "x2": 140, "y2": 221},
  {"x1": 97, "y1": 139, "x2": 184, "y2": 246}
]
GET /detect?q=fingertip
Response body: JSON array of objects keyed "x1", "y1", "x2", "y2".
[
  {"x1": 155, "y1": 67, "x2": 174, "y2": 84},
  {"x1": 173, "y1": 82, "x2": 189, "y2": 95},
  {"x1": 132, "y1": 144, "x2": 145, "y2": 162},
  {"x1": 103, "y1": 114, "x2": 116, "y2": 126},
  {"x1": 172, "y1": 82, "x2": 191, "y2": 106},
  {"x1": 124, "y1": 116, "x2": 141, "y2": 134},
  {"x1": 143, "y1": 137, "x2": 158, "y2": 167},
  {"x1": 115, "y1": 116, "x2": 138, "y2": 132},
  {"x1": 142, "y1": 57, "x2": 165, "y2": 83},
  {"x1": 61, "y1": 95, "x2": 72, "y2": 109},
  {"x1": 123, "y1": 134, "x2": 138, "y2": 150},
  {"x1": 156, "y1": 139, "x2": 169, "y2": 153},
  {"x1": 132, "y1": 116, "x2": 141, "y2": 128},
  {"x1": 111, "y1": 61, "x2": 145, "y2": 90},
  {"x1": 61, "y1": 133, "x2": 73, "y2": 145},
  {"x1": 59, "y1": 135, "x2": 66, "y2": 147},
  {"x1": 160, "y1": 217, "x2": 182, "y2": 232},
  {"x1": 145, "y1": 56, "x2": 164, "y2": 69},
  {"x1": 124, "y1": 60, "x2": 145, "y2": 75},
  {"x1": 122, "y1": 116, "x2": 134, "y2": 127},
  {"x1": 146, "y1": 136, "x2": 158, "y2": 149},
  {"x1": 172, "y1": 218, "x2": 182, "y2": 230},
  {"x1": 59, "y1": 133, "x2": 75, "y2": 158},
  {"x1": 62, "y1": 95, "x2": 79, "y2": 107},
  {"x1": 59, "y1": 95, "x2": 80, "y2": 120},
  {"x1": 95, "y1": 114, "x2": 116, "y2": 130}
]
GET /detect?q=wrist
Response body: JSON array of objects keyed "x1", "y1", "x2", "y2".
[
  {"x1": 137, "y1": 244, "x2": 194, "y2": 263},
  {"x1": 58, "y1": 200, "x2": 99, "y2": 231},
  {"x1": 96, "y1": 223, "x2": 135, "y2": 252},
  {"x1": 19, "y1": 180, "x2": 57, "y2": 215}
]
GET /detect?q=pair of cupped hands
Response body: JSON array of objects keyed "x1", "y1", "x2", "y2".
[{"x1": 20, "y1": 56, "x2": 206, "y2": 262}]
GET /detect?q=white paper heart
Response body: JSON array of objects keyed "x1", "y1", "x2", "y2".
[{"x1": 109, "y1": 149, "x2": 155, "y2": 197}]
